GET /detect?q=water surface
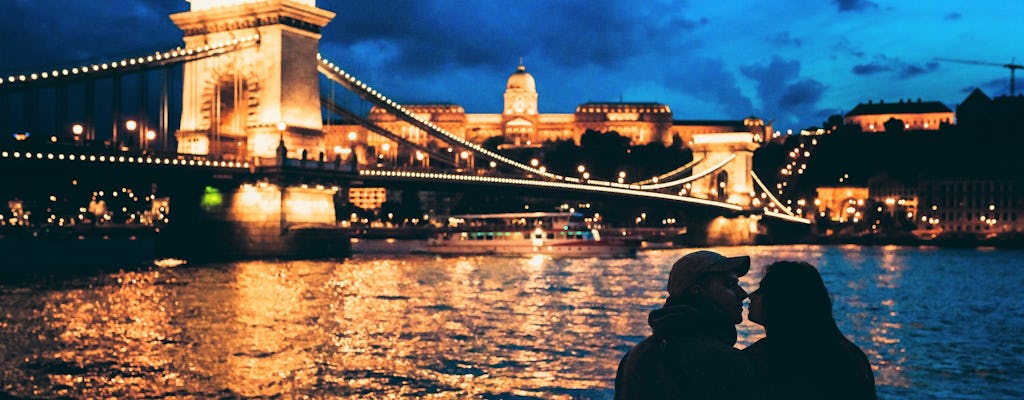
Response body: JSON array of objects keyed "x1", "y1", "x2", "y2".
[{"x1": 1, "y1": 245, "x2": 1021, "y2": 399}]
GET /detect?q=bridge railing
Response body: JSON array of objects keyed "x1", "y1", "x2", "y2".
[{"x1": 252, "y1": 155, "x2": 354, "y2": 173}]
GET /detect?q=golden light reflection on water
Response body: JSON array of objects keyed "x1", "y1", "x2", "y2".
[{"x1": 4, "y1": 245, "x2": 1002, "y2": 398}]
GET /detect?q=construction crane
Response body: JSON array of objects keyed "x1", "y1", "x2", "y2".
[{"x1": 936, "y1": 58, "x2": 1023, "y2": 96}]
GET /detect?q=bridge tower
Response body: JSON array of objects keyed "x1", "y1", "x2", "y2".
[
  {"x1": 687, "y1": 132, "x2": 759, "y2": 206},
  {"x1": 171, "y1": 0, "x2": 334, "y2": 160},
  {"x1": 686, "y1": 132, "x2": 761, "y2": 245},
  {"x1": 161, "y1": 1, "x2": 347, "y2": 259}
]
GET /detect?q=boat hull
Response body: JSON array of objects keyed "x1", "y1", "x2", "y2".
[{"x1": 425, "y1": 239, "x2": 638, "y2": 258}]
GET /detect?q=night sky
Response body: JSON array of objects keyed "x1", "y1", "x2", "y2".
[{"x1": 2, "y1": 0, "x2": 1021, "y2": 132}]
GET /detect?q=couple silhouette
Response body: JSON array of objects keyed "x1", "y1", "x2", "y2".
[{"x1": 615, "y1": 250, "x2": 876, "y2": 400}]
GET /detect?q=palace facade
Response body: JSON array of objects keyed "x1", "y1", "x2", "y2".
[
  {"x1": 325, "y1": 63, "x2": 771, "y2": 164},
  {"x1": 843, "y1": 98, "x2": 954, "y2": 132}
]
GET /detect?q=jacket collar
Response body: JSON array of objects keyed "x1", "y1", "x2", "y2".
[{"x1": 647, "y1": 296, "x2": 738, "y2": 346}]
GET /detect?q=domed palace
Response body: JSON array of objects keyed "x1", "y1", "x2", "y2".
[{"x1": 324, "y1": 63, "x2": 771, "y2": 165}]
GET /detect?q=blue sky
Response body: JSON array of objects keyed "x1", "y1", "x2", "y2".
[{"x1": 2, "y1": 0, "x2": 1021, "y2": 132}]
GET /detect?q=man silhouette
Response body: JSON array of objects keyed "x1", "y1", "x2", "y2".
[{"x1": 615, "y1": 250, "x2": 761, "y2": 399}]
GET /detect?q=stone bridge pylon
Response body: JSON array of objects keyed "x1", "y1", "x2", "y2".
[
  {"x1": 686, "y1": 132, "x2": 759, "y2": 208},
  {"x1": 172, "y1": 0, "x2": 334, "y2": 160}
]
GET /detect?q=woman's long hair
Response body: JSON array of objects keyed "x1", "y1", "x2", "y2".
[
  {"x1": 758, "y1": 261, "x2": 849, "y2": 361},
  {"x1": 755, "y1": 261, "x2": 876, "y2": 399}
]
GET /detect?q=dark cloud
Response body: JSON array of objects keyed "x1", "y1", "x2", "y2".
[
  {"x1": 852, "y1": 55, "x2": 939, "y2": 79},
  {"x1": 852, "y1": 63, "x2": 891, "y2": 75},
  {"x1": 770, "y1": 31, "x2": 802, "y2": 48},
  {"x1": 945, "y1": 12, "x2": 962, "y2": 20},
  {"x1": 780, "y1": 80, "x2": 826, "y2": 110},
  {"x1": 320, "y1": 0, "x2": 708, "y2": 77},
  {"x1": 834, "y1": 0, "x2": 879, "y2": 12},
  {"x1": 740, "y1": 56, "x2": 829, "y2": 128},
  {"x1": 660, "y1": 57, "x2": 756, "y2": 118},
  {"x1": 899, "y1": 61, "x2": 940, "y2": 78},
  {"x1": 0, "y1": 0, "x2": 184, "y2": 72}
]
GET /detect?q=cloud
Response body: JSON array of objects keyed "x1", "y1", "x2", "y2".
[
  {"x1": 834, "y1": 0, "x2": 879, "y2": 12},
  {"x1": 770, "y1": 31, "x2": 802, "y2": 48},
  {"x1": 945, "y1": 12, "x2": 962, "y2": 20},
  {"x1": 852, "y1": 63, "x2": 892, "y2": 75},
  {"x1": 851, "y1": 55, "x2": 939, "y2": 78},
  {"x1": 899, "y1": 61, "x2": 940, "y2": 78},
  {"x1": 740, "y1": 56, "x2": 829, "y2": 128},
  {"x1": 0, "y1": 0, "x2": 184, "y2": 72},
  {"x1": 321, "y1": 0, "x2": 708, "y2": 78}
]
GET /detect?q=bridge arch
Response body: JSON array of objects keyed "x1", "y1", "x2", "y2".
[{"x1": 687, "y1": 132, "x2": 759, "y2": 207}]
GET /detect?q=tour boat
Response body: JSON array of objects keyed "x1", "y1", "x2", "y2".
[{"x1": 425, "y1": 212, "x2": 639, "y2": 258}]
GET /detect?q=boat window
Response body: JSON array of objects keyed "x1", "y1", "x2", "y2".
[{"x1": 547, "y1": 233, "x2": 555, "y2": 239}]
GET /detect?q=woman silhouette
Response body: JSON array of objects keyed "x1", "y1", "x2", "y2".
[{"x1": 745, "y1": 261, "x2": 876, "y2": 400}]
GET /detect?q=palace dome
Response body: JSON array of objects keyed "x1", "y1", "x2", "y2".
[{"x1": 506, "y1": 64, "x2": 536, "y2": 92}]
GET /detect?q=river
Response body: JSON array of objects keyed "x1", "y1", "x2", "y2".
[{"x1": 1, "y1": 245, "x2": 1021, "y2": 399}]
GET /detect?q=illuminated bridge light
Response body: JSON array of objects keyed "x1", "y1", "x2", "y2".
[
  {"x1": 30, "y1": 73, "x2": 38, "y2": 80},
  {"x1": 18, "y1": 75, "x2": 26, "y2": 81},
  {"x1": 47, "y1": 153, "x2": 53, "y2": 160},
  {"x1": 118, "y1": 156, "x2": 125, "y2": 162},
  {"x1": 58, "y1": 154, "x2": 64, "y2": 160}
]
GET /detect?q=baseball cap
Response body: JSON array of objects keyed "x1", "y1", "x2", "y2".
[{"x1": 667, "y1": 250, "x2": 750, "y2": 297}]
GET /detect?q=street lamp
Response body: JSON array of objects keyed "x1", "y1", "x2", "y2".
[
  {"x1": 144, "y1": 130, "x2": 156, "y2": 150},
  {"x1": 71, "y1": 123, "x2": 84, "y2": 142}
]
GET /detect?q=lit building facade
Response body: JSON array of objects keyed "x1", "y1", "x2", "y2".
[
  {"x1": 916, "y1": 179, "x2": 1024, "y2": 235},
  {"x1": 325, "y1": 63, "x2": 770, "y2": 164},
  {"x1": 844, "y1": 98, "x2": 954, "y2": 132},
  {"x1": 815, "y1": 186, "x2": 870, "y2": 223}
]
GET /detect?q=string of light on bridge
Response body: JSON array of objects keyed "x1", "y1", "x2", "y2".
[
  {"x1": 358, "y1": 169, "x2": 745, "y2": 211},
  {"x1": 640, "y1": 154, "x2": 737, "y2": 190},
  {"x1": 0, "y1": 150, "x2": 248, "y2": 169},
  {"x1": 317, "y1": 54, "x2": 567, "y2": 181},
  {"x1": 0, "y1": 34, "x2": 261, "y2": 87}
]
